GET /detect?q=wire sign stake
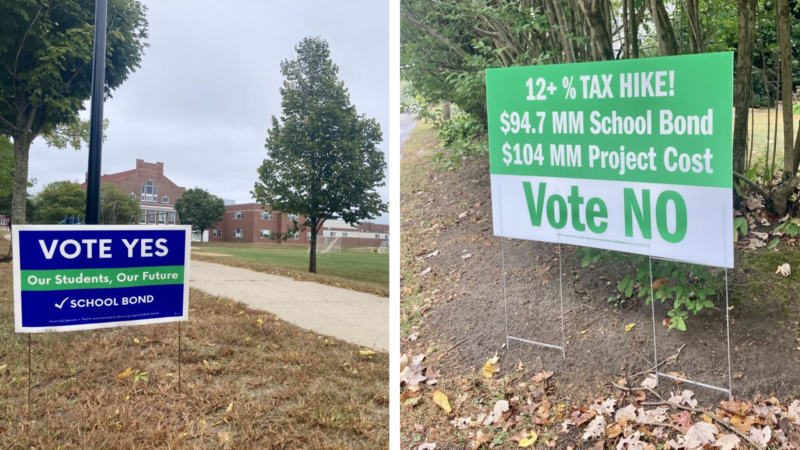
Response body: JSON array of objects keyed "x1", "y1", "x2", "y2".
[
  {"x1": 647, "y1": 257, "x2": 734, "y2": 400},
  {"x1": 502, "y1": 239, "x2": 566, "y2": 359}
]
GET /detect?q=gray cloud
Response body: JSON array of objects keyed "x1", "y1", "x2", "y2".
[{"x1": 28, "y1": 0, "x2": 390, "y2": 222}]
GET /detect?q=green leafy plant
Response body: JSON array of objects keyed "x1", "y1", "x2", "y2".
[
  {"x1": 133, "y1": 371, "x2": 149, "y2": 383},
  {"x1": 775, "y1": 218, "x2": 800, "y2": 237},
  {"x1": 575, "y1": 248, "x2": 721, "y2": 330},
  {"x1": 734, "y1": 217, "x2": 749, "y2": 241}
]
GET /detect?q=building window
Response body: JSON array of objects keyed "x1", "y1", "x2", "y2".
[
  {"x1": 260, "y1": 211, "x2": 273, "y2": 220},
  {"x1": 162, "y1": 196, "x2": 169, "y2": 203},
  {"x1": 140, "y1": 211, "x2": 147, "y2": 224},
  {"x1": 233, "y1": 229, "x2": 243, "y2": 238},
  {"x1": 141, "y1": 180, "x2": 158, "y2": 202},
  {"x1": 288, "y1": 231, "x2": 299, "y2": 240},
  {"x1": 260, "y1": 229, "x2": 271, "y2": 238},
  {"x1": 342, "y1": 232, "x2": 348, "y2": 237},
  {"x1": 306, "y1": 232, "x2": 311, "y2": 239},
  {"x1": 158, "y1": 212, "x2": 165, "y2": 224},
  {"x1": 377, "y1": 228, "x2": 383, "y2": 233},
  {"x1": 287, "y1": 214, "x2": 298, "y2": 221},
  {"x1": 330, "y1": 231, "x2": 336, "y2": 237},
  {"x1": 168, "y1": 212, "x2": 175, "y2": 224},
  {"x1": 212, "y1": 229, "x2": 222, "y2": 238},
  {"x1": 375, "y1": 234, "x2": 380, "y2": 239},
  {"x1": 233, "y1": 211, "x2": 243, "y2": 219},
  {"x1": 129, "y1": 193, "x2": 135, "y2": 200}
]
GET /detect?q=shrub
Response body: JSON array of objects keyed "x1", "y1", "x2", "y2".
[{"x1": 576, "y1": 248, "x2": 722, "y2": 331}]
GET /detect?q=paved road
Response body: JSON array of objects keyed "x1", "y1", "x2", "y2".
[
  {"x1": 400, "y1": 113, "x2": 417, "y2": 148},
  {"x1": 190, "y1": 260, "x2": 388, "y2": 352}
]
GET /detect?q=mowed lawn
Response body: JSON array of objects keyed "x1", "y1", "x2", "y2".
[{"x1": 191, "y1": 242, "x2": 389, "y2": 297}]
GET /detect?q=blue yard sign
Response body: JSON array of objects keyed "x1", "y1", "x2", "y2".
[{"x1": 12, "y1": 225, "x2": 191, "y2": 333}]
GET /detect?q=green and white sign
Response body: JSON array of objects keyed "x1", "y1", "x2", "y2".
[{"x1": 486, "y1": 53, "x2": 733, "y2": 268}]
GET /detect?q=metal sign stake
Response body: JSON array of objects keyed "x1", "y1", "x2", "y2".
[
  {"x1": 649, "y1": 258, "x2": 733, "y2": 400},
  {"x1": 178, "y1": 321, "x2": 182, "y2": 398},
  {"x1": 27, "y1": 334, "x2": 31, "y2": 413},
  {"x1": 502, "y1": 238, "x2": 567, "y2": 358}
]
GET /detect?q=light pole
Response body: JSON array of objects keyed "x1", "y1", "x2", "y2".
[{"x1": 84, "y1": 0, "x2": 108, "y2": 225}]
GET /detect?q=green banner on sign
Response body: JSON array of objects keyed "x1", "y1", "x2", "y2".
[{"x1": 486, "y1": 53, "x2": 734, "y2": 268}]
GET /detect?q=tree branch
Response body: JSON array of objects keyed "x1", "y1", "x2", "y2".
[
  {"x1": 401, "y1": 10, "x2": 468, "y2": 58},
  {"x1": 13, "y1": 1, "x2": 47, "y2": 95},
  {"x1": 733, "y1": 172, "x2": 770, "y2": 198},
  {"x1": 0, "y1": 116, "x2": 18, "y2": 133}
]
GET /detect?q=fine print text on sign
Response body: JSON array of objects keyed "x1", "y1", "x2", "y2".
[
  {"x1": 12, "y1": 225, "x2": 191, "y2": 333},
  {"x1": 487, "y1": 53, "x2": 733, "y2": 268}
]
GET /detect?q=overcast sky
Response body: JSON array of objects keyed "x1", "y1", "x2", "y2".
[{"x1": 28, "y1": 0, "x2": 390, "y2": 223}]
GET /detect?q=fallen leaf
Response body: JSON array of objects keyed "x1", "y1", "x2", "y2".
[
  {"x1": 582, "y1": 415, "x2": 606, "y2": 440},
  {"x1": 640, "y1": 375, "x2": 657, "y2": 389},
  {"x1": 359, "y1": 350, "x2": 377, "y2": 356},
  {"x1": 226, "y1": 402, "x2": 233, "y2": 413},
  {"x1": 418, "y1": 444, "x2": 437, "y2": 450},
  {"x1": 532, "y1": 371, "x2": 553, "y2": 383},
  {"x1": 461, "y1": 253, "x2": 472, "y2": 260},
  {"x1": 518, "y1": 431, "x2": 538, "y2": 447},
  {"x1": 671, "y1": 410, "x2": 694, "y2": 433},
  {"x1": 776, "y1": 263, "x2": 791, "y2": 277},
  {"x1": 714, "y1": 434, "x2": 740, "y2": 450},
  {"x1": 625, "y1": 323, "x2": 636, "y2": 332},
  {"x1": 420, "y1": 267, "x2": 432, "y2": 276},
  {"x1": 416, "y1": 250, "x2": 439, "y2": 261},
  {"x1": 117, "y1": 368, "x2": 135, "y2": 379},
  {"x1": 484, "y1": 400, "x2": 510, "y2": 425},
  {"x1": 749, "y1": 426, "x2": 771, "y2": 447},
  {"x1": 482, "y1": 353, "x2": 500, "y2": 379},
  {"x1": 432, "y1": 390, "x2": 452, "y2": 414},
  {"x1": 684, "y1": 422, "x2": 718, "y2": 448}
]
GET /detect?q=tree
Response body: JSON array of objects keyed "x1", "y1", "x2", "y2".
[
  {"x1": 32, "y1": 181, "x2": 86, "y2": 224},
  {"x1": 776, "y1": 0, "x2": 795, "y2": 179},
  {"x1": 0, "y1": 0, "x2": 149, "y2": 226},
  {"x1": 100, "y1": 182, "x2": 140, "y2": 224},
  {"x1": 174, "y1": 188, "x2": 225, "y2": 242},
  {"x1": 733, "y1": 0, "x2": 757, "y2": 176},
  {"x1": 253, "y1": 37, "x2": 388, "y2": 273}
]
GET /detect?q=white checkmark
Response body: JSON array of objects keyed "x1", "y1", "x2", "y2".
[{"x1": 55, "y1": 297, "x2": 69, "y2": 309}]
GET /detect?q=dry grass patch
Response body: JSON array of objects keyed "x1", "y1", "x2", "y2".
[{"x1": 0, "y1": 239, "x2": 388, "y2": 449}]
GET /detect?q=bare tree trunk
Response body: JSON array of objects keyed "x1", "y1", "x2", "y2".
[
  {"x1": 776, "y1": 0, "x2": 795, "y2": 178},
  {"x1": 629, "y1": 0, "x2": 639, "y2": 58},
  {"x1": 772, "y1": 61, "x2": 779, "y2": 176},
  {"x1": 732, "y1": 0, "x2": 756, "y2": 175},
  {"x1": 578, "y1": 0, "x2": 614, "y2": 60},
  {"x1": 442, "y1": 102, "x2": 451, "y2": 121},
  {"x1": 759, "y1": 39, "x2": 772, "y2": 177},
  {"x1": 685, "y1": 0, "x2": 703, "y2": 53},
  {"x1": 552, "y1": 0, "x2": 577, "y2": 63},
  {"x1": 309, "y1": 218, "x2": 318, "y2": 273},
  {"x1": 649, "y1": 0, "x2": 680, "y2": 56},
  {"x1": 11, "y1": 133, "x2": 32, "y2": 226}
]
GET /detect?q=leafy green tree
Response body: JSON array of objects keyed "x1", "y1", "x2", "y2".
[
  {"x1": 253, "y1": 37, "x2": 388, "y2": 273},
  {"x1": 100, "y1": 182, "x2": 140, "y2": 224},
  {"x1": 174, "y1": 188, "x2": 225, "y2": 242},
  {"x1": 33, "y1": 181, "x2": 86, "y2": 224},
  {"x1": 0, "y1": 0, "x2": 149, "y2": 225}
]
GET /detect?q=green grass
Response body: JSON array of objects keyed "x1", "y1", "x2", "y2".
[
  {"x1": 746, "y1": 108, "x2": 800, "y2": 175},
  {"x1": 191, "y1": 242, "x2": 389, "y2": 296}
]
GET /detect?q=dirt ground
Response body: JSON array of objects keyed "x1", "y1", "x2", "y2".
[{"x1": 402, "y1": 132, "x2": 800, "y2": 405}]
